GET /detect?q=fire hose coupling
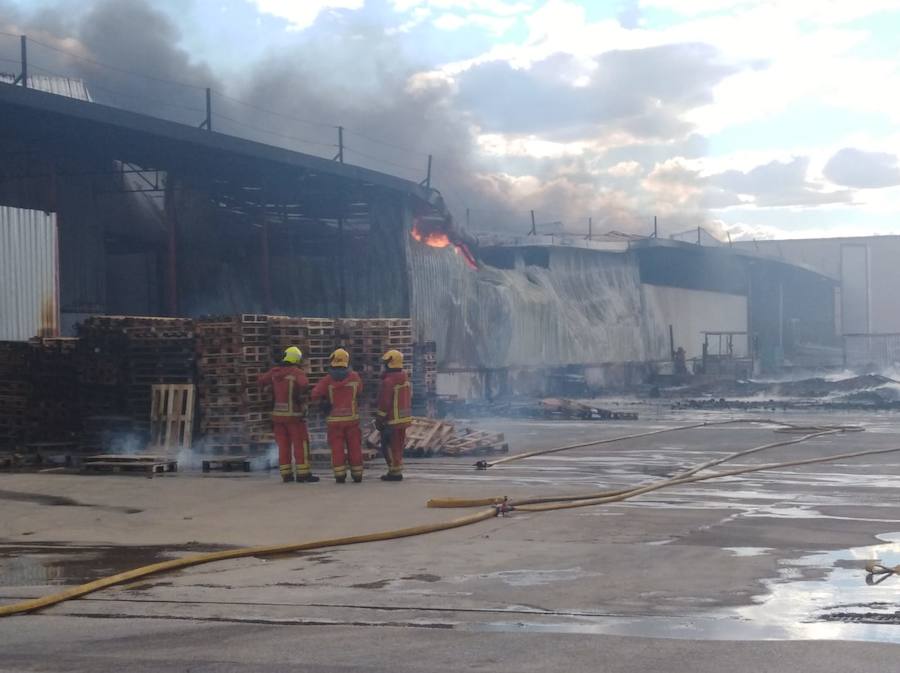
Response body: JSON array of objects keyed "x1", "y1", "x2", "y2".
[
  {"x1": 475, "y1": 460, "x2": 490, "y2": 470},
  {"x1": 494, "y1": 498, "x2": 513, "y2": 516}
]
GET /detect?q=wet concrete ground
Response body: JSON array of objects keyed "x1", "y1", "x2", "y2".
[{"x1": 2, "y1": 406, "x2": 900, "y2": 671}]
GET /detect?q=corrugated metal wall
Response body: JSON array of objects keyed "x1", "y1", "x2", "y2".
[
  {"x1": 0, "y1": 206, "x2": 59, "y2": 340},
  {"x1": 410, "y1": 243, "x2": 658, "y2": 369}
]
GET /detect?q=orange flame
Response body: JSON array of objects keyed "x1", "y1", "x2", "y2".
[
  {"x1": 410, "y1": 218, "x2": 478, "y2": 270},
  {"x1": 411, "y1": 221, "x2": 451, "y2": 248}
]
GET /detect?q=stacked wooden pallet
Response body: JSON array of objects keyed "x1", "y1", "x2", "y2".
[
  {"x1": 196, "y1": 315, "x2": 271, "y2": 455},
  {"x1": 76, "y1": 316, "x2": 196, "y2": 434},
  {"x1": 0, "y1": 341, "x2": 30, "y2": 449},
  {"x1": 26, "y1": 338, "x2": 80, "y2": 443},
  {"x1": 0, "y1": 339, "x2": 82, "y2": 449},
  {"x1": 412, "y1": 341, "x2": 437, "y2": 418},
  {"x1": 334, "y1": 317, "x2": 413, "y2": 406}
]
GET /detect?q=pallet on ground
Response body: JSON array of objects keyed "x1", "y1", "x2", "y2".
[
  {"x1": 81, "y1": 454, "x2": 178, "y2": 476},
  {"x1": 404, "y1": 417, "x2": 456, "y2": 457},
  {"x1": 440, "y1": 429, "x2": 509, "y2": 456},
  {"x1": 201, "y1": 456, "x2": 252, "y2": 472}
]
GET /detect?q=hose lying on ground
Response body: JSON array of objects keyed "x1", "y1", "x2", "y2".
[
  {"x1": 438, "y1": 421, "x2": 861, "y2": 508},
  {"x1": 514, "y1": 446, "x2": 898, "y2": 513},
  {"x1": 0, "y1": 509, "x2": 497, "y2": 618},
  {"x1": 0, "y1": 421, "x2": 873, "y2": 618},
  {"x1": 474, "y1": 418, "x2": 860, "y2": 469},
  {"x1": 437, "y1": 428, "x2": 841, "y2": 509}
]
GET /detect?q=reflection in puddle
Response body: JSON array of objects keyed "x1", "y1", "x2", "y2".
[
  {"x1": 451, "y1": 567, "x2": 592, "y2": 587},
  {"x1": 0, "y1": 543, "x2": 227, "y2": 586},
  {"x1": 723, "y1": 547, "x2": 772, "y2": 557},
  {"x1": 471, "y1": 535, "x2": 900, "y2": 642}
]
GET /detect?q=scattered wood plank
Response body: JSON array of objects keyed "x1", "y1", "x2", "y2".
[
  {"x1": 538, "y1": 398, "x2": 638, "y2": 421},
  {"x1": 364, "y1": 417, "x2": 511, "y2": 458}
]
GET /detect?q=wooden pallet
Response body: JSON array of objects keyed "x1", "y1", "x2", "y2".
[
  {"x1": 441, "y1": 429, "x2": 509, "y2": 456},
  {"x1": 148, "y1": 384, "x2": 195, "y2": 454},
  {"x1": 404, "y1": 418, "x2": 456, "y2": 457},
  {"x1": 81, "y1": 454, "x2": 178, "y2": 476},
  {"x1": 202, "y1": 456, "x2": 252, "y2": 472}
]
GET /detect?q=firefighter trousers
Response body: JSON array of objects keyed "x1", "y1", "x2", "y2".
[
  {"x1": 385, "y1": 424, "x2": 407, "y2": 475},
  {"x1": 327, "y1": 422, "x2": 363, "y2": 479},
  {"x1": 272, "y1": 417, "x2": 311, "y2": 478}
]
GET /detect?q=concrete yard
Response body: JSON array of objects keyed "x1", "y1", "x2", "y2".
[{"x1": 3, "y1": 406, "x2": 900, "y2": 671}]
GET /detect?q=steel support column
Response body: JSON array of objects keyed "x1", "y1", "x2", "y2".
[
  {"x1": 164, "y1": 176, "x2": 178, "y2": 316},
  {"x1": 260, "y1": 216, "x2": 273, "y2": 314}
]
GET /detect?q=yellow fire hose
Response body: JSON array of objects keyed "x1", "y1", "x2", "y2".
[
  {"x1": 513, "y1": 446, "x2": 899, "y2": 513},
  {"x1": 474, "y1": 417, "x2": 852, "y2": 470},
  {"x1": 438, "y1": 422, "x2": 862, "y2": 508},
  {"x1": 0, "y1": 508, "x2": 498, "y2": 618},
  {"x1": 0, "y1": 420, "x2": 874, "y2": 618}
]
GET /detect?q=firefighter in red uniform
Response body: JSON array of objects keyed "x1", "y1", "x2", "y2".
[
  {"x1": 257, "y1": 346, "x2": 319, "y2": 483},
  {"x1": 375, "y1": 349, "x2": 412, "y2": 481},
  {"x1": 310, "y1": 348, "x2": 365, "y2": 483}
]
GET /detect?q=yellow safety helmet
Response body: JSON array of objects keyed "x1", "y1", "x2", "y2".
[
  {"x1": 283, "y1": 346, "x2": 303, "y2": 364},
  {"x1": 329, "y1": 348, "x2": 350, "y2": 368},
  {"x1": 382, "y1": 349, "x2": 404, "y2": 369}
]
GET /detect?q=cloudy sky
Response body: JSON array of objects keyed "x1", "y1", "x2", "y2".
[{"x1": 3, "y1": 0, "x2": 900, "y2": 239}]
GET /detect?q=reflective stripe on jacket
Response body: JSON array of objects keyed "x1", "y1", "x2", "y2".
[
  {"x1": 311, "y1": 370, "x2": 363, "y2": 423},
  {"x1": 257, "y1": 364, "x2": 309, "y2": 418},
  {"x1": 376, "y1": 370, "x2": 412, "y2": 426}
]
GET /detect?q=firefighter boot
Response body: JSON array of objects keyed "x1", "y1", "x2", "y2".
[
  {"x1": 296, "y1": 473, "x2": 321, "y2": 483},
  {"x1": 380, "y1": 473, "x2": 403, "y2": 482},
  {"x1": 335, "y1": 475, "x2": 347, "y2": 484}
]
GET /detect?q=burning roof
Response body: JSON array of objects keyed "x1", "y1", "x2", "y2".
[{"x1": 410, "y1": 189, "x2": 478, "y2": 269}]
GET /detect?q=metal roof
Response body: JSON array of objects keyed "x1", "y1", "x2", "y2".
[
  {"x1": 0, "y1": 74, "x2": 91, "y2": 101},
  {"x1": 0, "y1": 82, "x2": 432, "y2": 203},
  {"x1": 630, "y1": 237, "x2": 837, "y2": 283}
]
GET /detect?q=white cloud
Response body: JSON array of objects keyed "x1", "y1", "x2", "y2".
[
  {"x1": 393, "y1": 0, "x2": 534, "y2": 14},
  {"x1": 250, "y1": 0, "x2": 364, "y2": 30},
  {"x1": 433, "y1": 13, "x2": 467, "y2": 29},
  {"x1": 252, "y1": 0, "x2": 900, "y2": 235},
  {"x1": 607, "y1": 160, "x2": 642, "y2": 177},
  {"x1": 477, "y1": 133, "x2": 591, "y2": 158}
]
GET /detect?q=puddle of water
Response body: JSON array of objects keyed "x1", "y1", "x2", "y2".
[
  {"x1": 0, "y1": 543, "x2": 229, "y2": 586},
  {"x1": 449, "y1": 567, "x2": 593, "y2": 587},
  {"x1": 723, "y1": 547, "x2": 772, "y2": 557},
  {"x1": 0, "y1": 490, "x2": 142, "y2": 514},
  {"x1": 462, "y1": 535, "x2": 900, "y2": 642}
]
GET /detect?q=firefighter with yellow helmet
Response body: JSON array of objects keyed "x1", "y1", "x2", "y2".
[
  {"x1": 311, "y1": 348, "x2": 365, "y2": 483},
  {"x1": 257, "y1": 346, "x2": 319, "y2": 483},
  {"x1": 375, "y1": 349, "x2": 412, "y2": 481}
]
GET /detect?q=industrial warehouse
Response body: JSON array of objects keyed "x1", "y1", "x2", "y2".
[{"x1": 4, "y1": 9, "x2": 900, "y2": 672}]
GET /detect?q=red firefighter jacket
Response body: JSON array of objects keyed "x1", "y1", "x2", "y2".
[
  {"x1": 311, "y1": 370, "x2": 363, "y2": 424},
  {"x1": 376, "y1": 370, "x2": 412, "y2": 426},
  {"x1": 257, "y1": 364, "x2": 309, "y2": 418}
]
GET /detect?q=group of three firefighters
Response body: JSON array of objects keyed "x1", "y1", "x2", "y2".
[{"x1": 257, "y1": 346, "x2": 411, "y2": 483}]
